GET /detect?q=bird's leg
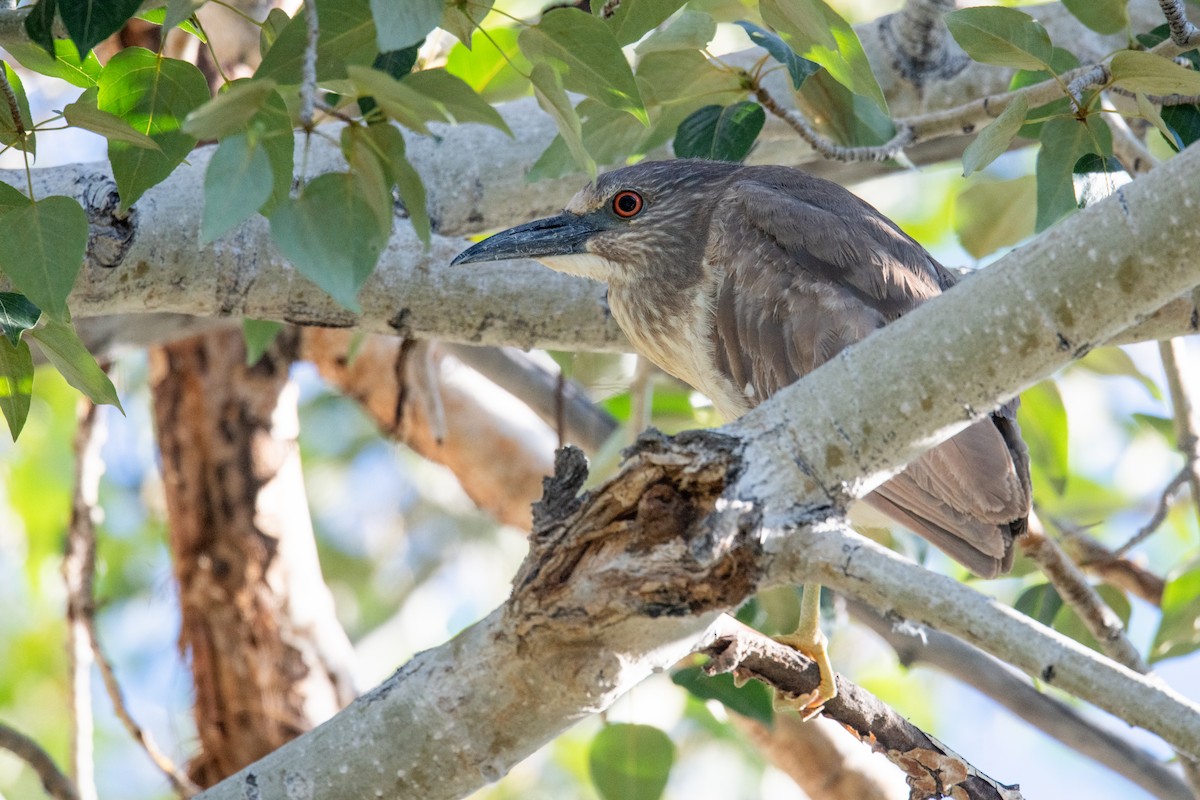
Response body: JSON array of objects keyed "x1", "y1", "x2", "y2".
[{"x1": 772, "y1": 583, "x2": 837, "y2": 720}]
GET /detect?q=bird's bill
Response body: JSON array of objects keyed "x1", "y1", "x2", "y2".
[{"x1": 450, "y1": 212, "x2": 599, "y2": 266}]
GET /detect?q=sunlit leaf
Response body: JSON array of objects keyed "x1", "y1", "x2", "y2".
[
  {"x1": 243, "y1": 318, "x2": 284, "y2": 365},
  {"x1": 945, "y1": 7, "x2": 1055, "y2": 70},
  {"x1": 4, "y1": 39, "x2": 100, "y2": 88},
  {"x1": 201, "y1": 134, "x2": 273, "y2": 243},
  {"x1": 1151, "y1": 565, "x2": 1200, "y2": 663},
  {"x1": 520, "y1": 9, "x2": 647, "y2": 124},
  {"x1": 0, "y1": 196, "x2": 87, "y2": 320},
  {"x1": 137, "y1": 8, "x2": 205, "y2": 40},
  {"x1": 371, "y1": 0, "x2": 440, "y2": 51},
  {"x1": 1061, "y1": 0, "x2": 1128, "y2": 35},
  {"x1": 588, "y1": 723, "x2": 675, "y2": 800},
  {"x1": 0, "y1": 293, "x2": 39, "y2": 347},
  {"x1": 165, "y1": 0, "x2": 206, "y2": 32},
  {"x1": 962, "y1": 94, "x2": 1028, "y2": 175},
  {"x1": 269, "y1": 172, "x2": 390, "y2": 312},
  {"x1": 636, "y1": 11, "x2": 717, "y2": 55},
  {"x1": 955, "y1": 176, "x2": 1036, "y2": 258},
  {"x1": 1136, "y1": 92, "x2": 1178, "y2": 149},
  {"x1": 0, "y1": 336, "x2": 33, "y2": 439},
  {"x1": 673, "y1": 102, "x2": 764, "y2": 161},
  {"x1": 26, "y1": 319, "x2": 122, "y2": 410},
  {"x1": 0, "y1": 64, "x2": 35, "y2": 154},
  {"x1": 1110, "y1": 50, "x2": 1200, "y2": 97},
  {"x1": 97, "y1": 48, "x2": 210, "y2": 211},
  {"x1": 672, "y1": 665, "x2": 774, "y2": 726},
  {"x1": 58, "y1": 0, "x2": 143, "y2": 56},
  {"x1": 442, "y1": 0, "x2": 494, "y2": 47},
  {"x1": 761, "y1": 0, "x2": 887, "y2": 114},
  {"x1": 446, "y1": 26, "x2": 531, "y2": 105},
  {"x1": 183, "y1": 79, "x2": 278, "y2": 140}
]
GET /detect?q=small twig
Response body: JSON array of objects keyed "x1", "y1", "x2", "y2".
[
  {"x1": 299, "y1": 0, "x2": 318, "y2": 130},
  {"x1": 65, "y1": 392, "x2": 200, "y2": 798},
  {"x1": 1157, "y1": 336, "x2": 1200, "y2": 537},
  {"x1": 1053, "y1": 519, "x2": 1165, "y2": 606},
  {"x1": 698, "y1": 618, "x2": 1023, "y2": 800},
  {"x1": 1066, "y1": 65, "x2": 1108, "y2": 116},
  {"x1": 0, "y1": 60, "x2": 25, "y2": 140},
  {"x1": 850, "y1": 601, "x2": 1193, "y2": 800},
  {"x1": 0, "y1": 722, "x2": 80, "y2": 800},
  {"x1": 1020, "y1": 515, "x2": 1149, "y2": 673},
  {"x1": 628, "y1": 356, "x2": 654, "y2": 445},
  {"x1": 753, "y1": 83, "x2": 915, "y2": 162},
  {"x1": 65, "y1": 399, "x2": 105, "y2": 800},
  {"x1": 1158, "y1": 0, "x2": 1200, "y2": 48},
  {"x1": 1112, "y1": 464, "x2": 1192, "y2": 558}
]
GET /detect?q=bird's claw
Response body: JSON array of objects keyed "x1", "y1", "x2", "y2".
[{"x1": 771, "y1": 630, "x2": 838, "y2": 720}]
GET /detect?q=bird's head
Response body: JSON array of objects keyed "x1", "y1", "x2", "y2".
[{"x1": 451, "y1": 159, "x2": 742, "y2": 287}]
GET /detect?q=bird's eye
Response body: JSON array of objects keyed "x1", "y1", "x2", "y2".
[{"x1": 612, "y1": 190, "x2": 643, "y2": 218}]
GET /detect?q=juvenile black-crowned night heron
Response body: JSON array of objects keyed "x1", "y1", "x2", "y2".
[{"x1": 453, "y1": 159, "x2": 1031, "y2": 712}]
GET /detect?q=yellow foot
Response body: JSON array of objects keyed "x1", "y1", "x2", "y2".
[{"x1": 772, "y1": 631, "x2": 838, "y2": 720}]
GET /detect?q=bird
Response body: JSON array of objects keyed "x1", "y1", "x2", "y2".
[{"x1": 452, "y1": 158, "x2": 1031, "y2": 712}]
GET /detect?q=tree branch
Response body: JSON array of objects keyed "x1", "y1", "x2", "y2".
[{"x1": 0, "y1": 722, "x2": 80, "y2": 800}]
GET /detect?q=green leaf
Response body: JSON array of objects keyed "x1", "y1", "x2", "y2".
[
  {"x1": 1061, "y1": 0, "x2": 1128, "y2": 35},
  {"x1": 0, "y1": 196, "x2": 88, "y2": 320},
  {"x1": 183, "y1": 78, "x2": 278, "y2": 140},
  {"x1": 1018, "y1": 379, "x2": 1069, "y2": 496},
  {"x1": 1151, "y1": 565, "x2": 1200, "y2": 663},
  {"x1": 26, "y1": 318, "x2": 122, "y2": 410},
  {"x1": 63, "y1": 94, "x2": 162, "y2": 150},
  {"x1": 529, "y1": 99, "x2": 647, "y2": 180},
  {"x1": 635, "y1": 49, "x2": 746, "y2": 152},
  {"x1": 59, "y1": 0, "x2": 144, "y2": 57},
  {"x1": 944, "y1": 7, "x2": 1055, "y2": 70},
  {"x1": 735, "y1": 21, "x2": 821, "y2": 90},
  {"x1": 446, "y1": 27, "x2": 531, "y2": 104},
  {"x1": 269, "y1": 172, "x2": 390, "y2": 311},
  {"x1": 341, "y1": 124, "x2": 396, "y2": 231},
  {"x1": 1161, "y1": 103, "x2": 1200, "y2": 148},
  {"x1": 529, "y1": 63, "x2": 594, "y2": 175},
  {"x1": 1015, "y1": 583, "x2": 1063, "y2": 626},
  {"x1": 0, "y1": 336, "x2": 33, "y2": 439},
  {"x1": 0, "y1": 180, "x2": 27, "y2": 213},
  {"x1": 635, "y1": 11, "x2": 716, "y2": 55},
  {"x1": 588, "y1": 723, "x2": 675, "y2": 800},
  {"x1": 24, "y1": 0, "x2": 57, "y2": 56},
  {"x1": 242, "y1": 318, "x2": 284, "y2": 365},
  {"x1": 672, "y1": 665, "x2": 774, "y2": 726},
  {"x1": 1010, "y1": 47, "x2": 1080, "y2": 140},
  {"x1": 201, "y1": 134, "x2": 273, "y2": 244},
  {"x1": 954, "y1": 176, "x2": 1036, "y2": 259},
  {"x1": 0, "y1": 293, "x2": 41, "y2": 346},
  {"x1": 0, "y1": 63, "x2": 35, "y2": 154},
  {"x1": 1036, "y1": 115, "x2": 1111, "y2": 231},
  {"x1": 442, "y1": 0, "x2": 494, "y2": 47},
  {"x1": 4, "y1": 39, "x2": 101, "y2": 88},
  {"x1": 348, "y1": 64, "x2": 450, "y2": 133},
  {"x1": 371, "y1": 0, "x2": 440, "y2": 51},
  {"x1": 673, "y1": 101, "x2": 764, "y2": 161},
  {"x1": 255, "y1": 0, "x2": 378, "y2": 84},
  {"x1": 1052, "y1": 584, "x2": 1131, "y2": 654},
  {"x1": 797, "y1": 69, "x2": 894, "y2": 147},
  {"x1": 1136, "y1": 91, "x2": 1178, "y2": 148},
  {"x1": 137, "y1": 7, "x2": 206, "y2": 40},
  {"x1": 1110, "y1": 50, "x2": 1200, "y2": 97},
  {"x1": 961, "y1": 94, "x2": 1028, "y2": 175},
  {"x1": 165, "y1": 0, "x2": 206, "y2": 33},
  {"x1": 604, "y1": 0, "x2": 688, "y2": 46},
  {"x1": 391, "y1": 146, "x2": 430, "y2": 247},
  {"x1": 342, "y1": 122, "x2": 429, "y2": 244},
  {"x1": 760, "y1": 0, "x2": 887, "y2": 114},
  {"x1": 260, "y1": 7, "x2": 292, "y2": 55},
  {"x1": 97, "y1": 48, "x2": 210, "y2": 211},
  {"x1": 520, "y1": 9, "x2": 647, "y2": 124},
  {"x1": 246, "y1": 89, "x2": 295, "y2": 216},
  {"x1": 402, "y1": 69, "x2": 512, "y2": 135}
]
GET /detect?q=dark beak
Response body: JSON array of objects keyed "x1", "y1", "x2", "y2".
[{"x1": 451, "y1": 212, "x2": 600, "y2": 265}]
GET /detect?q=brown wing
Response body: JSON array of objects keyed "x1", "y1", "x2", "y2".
[{"x1": 708, "y1": 170, "x2": 1030, "y2": 578}]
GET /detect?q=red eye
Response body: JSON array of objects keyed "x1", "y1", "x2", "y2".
[{"x1": 612, "y1": 190, "x2": 643, "y2": 218}]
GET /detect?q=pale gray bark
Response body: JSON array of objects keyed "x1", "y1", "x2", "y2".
[{"x1": 194, "y1": 124, "x2": 1200, "y2": 800}]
